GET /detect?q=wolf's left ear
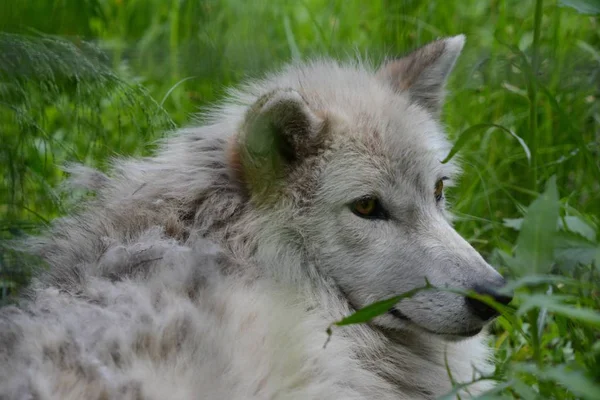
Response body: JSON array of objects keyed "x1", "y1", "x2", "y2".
[
  {"x1": 230, "y1": 89, "x2": 324, "y2": 199},
  {"x1": 377, "y1": 35, "x2": 465, "y2": 116}
]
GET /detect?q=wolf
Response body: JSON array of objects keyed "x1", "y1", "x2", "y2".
[{"x1": 0, "y1": 34, "x2": 512, "y2": 399}]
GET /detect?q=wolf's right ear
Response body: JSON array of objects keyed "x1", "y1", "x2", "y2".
[
  {"x1": 377, "y1": 35, "x2": 465, "y2": 116},
  {"x1": 229, "y1": 89, "x2": 324, "y2": 199}
]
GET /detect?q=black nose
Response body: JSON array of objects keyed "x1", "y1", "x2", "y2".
[{"x1": 466, "y1": 283, "x2": 513, "y2": 321}]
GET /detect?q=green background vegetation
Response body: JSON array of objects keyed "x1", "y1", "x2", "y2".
[{"x1": 0, "y1": 0, "x2": 599, "y2": 398}]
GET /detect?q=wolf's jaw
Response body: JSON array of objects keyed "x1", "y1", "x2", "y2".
[{"x1": 389, "y1": 308, "x2": 484, "y2": 339}]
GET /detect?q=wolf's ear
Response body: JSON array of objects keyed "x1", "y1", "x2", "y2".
[
  {"x1": 230, "y1": 89, "x2": 323, "y2": 198},
  {"x1": 377, "y1": 35, "x2": 465, "y2": 116}
]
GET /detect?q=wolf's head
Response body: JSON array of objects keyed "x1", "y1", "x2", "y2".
[{"x1": 229, "y1": 35, "x2": 511, "y2": 340}]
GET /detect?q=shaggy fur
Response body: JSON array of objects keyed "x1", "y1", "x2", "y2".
[{"x1": 0, "y1": 35, "x2": 508, "y2": 399}]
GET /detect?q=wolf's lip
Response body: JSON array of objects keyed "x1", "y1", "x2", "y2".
[
  {"x1": 389, "y1": 308, "x2": 410, "y2": 320},
  {"x1": 389, "y1": 308, "x2": 482, "y2": 337}
]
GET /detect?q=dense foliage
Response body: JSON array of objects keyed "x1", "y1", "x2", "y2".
[{"x1": 1, "y1": 1, "x2": 598, "y2": 398}]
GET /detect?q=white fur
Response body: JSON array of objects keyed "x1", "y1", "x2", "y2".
[{"x1": 0, "y1": 36, "x2": 504, "y2": 399}]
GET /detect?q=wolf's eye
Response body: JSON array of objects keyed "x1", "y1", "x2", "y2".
[
  {"x1": 350, "y1": 197, "x2": 388, "y2": 219},
  {"x1": 434, "y1": 178, "x2": 446, "y2": 202}
]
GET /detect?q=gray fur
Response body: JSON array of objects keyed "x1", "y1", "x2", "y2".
[{"x1": 0, "y1": 35, "x2": 503, "y2": 399}]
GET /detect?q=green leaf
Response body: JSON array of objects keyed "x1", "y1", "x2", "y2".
[
  {"x1": 559, "y1": 0, "x2": 600, "y2": 15},
  {"x1": 513, "y1": 363, "x2": 600, "y2": 399},
  {"x1": 503, "y1": 217, "x2": 524, "y2": 231},
  {"x1": 332, "y1": 283, "x2": 432, "y2": 327},
  {"x1": 560, "y1": 216, "x2": 597, "y2": 242},
  {"x1": 554, "y1": 231, "x2": 599, "y2": 271},
  {"x1": 514, "y1": 176, "x2": 560, "y2": 275},
  {"x1": 502, "y1": 274, "x2": 579, "y2": 292},
  {"x1": 335, "y1": 296, "x2": 405, "y2": 326},
  {"x1": 502, "y1": 215, "x2": 596, "y2": 242},
  {"x1": 504, "y1": 215, "x2": 597, "y2": 240},
  {"x1": 442, "y1": 123, "x2": 531, "y2": 164},
  {"x1": 517, "y1": 294, "x2": 600, "y2": 327},
  {"x1": 323, "y1": 281, "x2": 434, "y2": 347},
  {"x1": 323, "y1": 283, "x2": 432, "y2": 348},
  {"x1": 509, "y1": 379, "x2": 540, "y2": 400}
]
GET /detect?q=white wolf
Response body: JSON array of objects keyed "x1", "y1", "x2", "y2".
[{"x1": 0, "y1": 35, "x2": 511, "y2": 399}]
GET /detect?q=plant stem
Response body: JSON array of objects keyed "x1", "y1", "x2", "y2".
[
  {"x1": 528, "y1": 309, "x2": 543, "y2": 367},
  {"x1": 529, "y1": 0, "x2": 544, "y2": 192}
]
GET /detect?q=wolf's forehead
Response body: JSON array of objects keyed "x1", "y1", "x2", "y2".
[
  {"x1": 324, "y1": 98, "x2": 453, "y2": 176},
  {"x1": 293, "y1": 65, "x2": 450, "y2": 160},
  {"x1": 318, "y1": 121, "x2": 456, "y2": 204}
]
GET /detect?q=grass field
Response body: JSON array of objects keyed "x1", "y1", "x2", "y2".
[{"x1": 1, "y1": 0, "x2": 599, "y2": 398}]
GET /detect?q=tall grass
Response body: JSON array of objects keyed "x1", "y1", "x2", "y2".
[{"x1": 0, "y1": 0, "x2": 599, "y2": 398}]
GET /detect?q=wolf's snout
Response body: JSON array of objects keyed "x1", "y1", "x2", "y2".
[{"x1": 466, "y1": 280, "x2": 513, "y2": 321}]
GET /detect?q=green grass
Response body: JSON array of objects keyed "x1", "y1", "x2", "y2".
[{"x1": 1, "y1": 0, "x2": 599, "y2": 398}]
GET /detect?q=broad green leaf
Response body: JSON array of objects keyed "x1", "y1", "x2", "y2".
[
  {"x1": 495, "y1": 249, "x2": 524, "y2": 274},
  {"x1": 503, "y1": 217, "x2": 523, "y2": 231},
  {"x1": 559, "y1": 0, "x2": 600, "y2": 15},
  {"x1": 442, "y1": 124, "x2": 531, "y2": 164},
  {"x1": 560, "y1": 216, "x2": 597, "y2": 241},
  {"x1": 517, "y1": 294, "x2": 600, "y2": 327},
  {"x1": 504, "y1": 215, "x2": 596, "y2": 239},
  {"x1": 554, "y1": 231, "x2": 599, "y2": 271},
  {"x1": 514, "y1": 176, "x2": 559, "y2": 275},
  {"x1": 513, "y1": 363, "x2": 600, "y2": 399},
  {"x1": 508, "y1": 379, "x2": 540, "y2": 400},
  {"x1": 502, "y1": 274, "x2": 579, "y2": 292}
]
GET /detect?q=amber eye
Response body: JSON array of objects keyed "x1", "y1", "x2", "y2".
[
  {"x1": 353, "y1": 198, "x2": 376, "y2": 215},
  {"x1": 434, "y1": 179, "x2": 445, "y2": 202},
  {"x1": 350, "y1": 197, "x2": 388, "y2": 219}
]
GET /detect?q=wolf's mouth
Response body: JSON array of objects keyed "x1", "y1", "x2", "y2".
[
  {"x1": 389, "y1": 309, "x2": 482, "y2": 338},
  {"x1": 389, "y1": 308, "x2": 410, "y2": 320}
]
